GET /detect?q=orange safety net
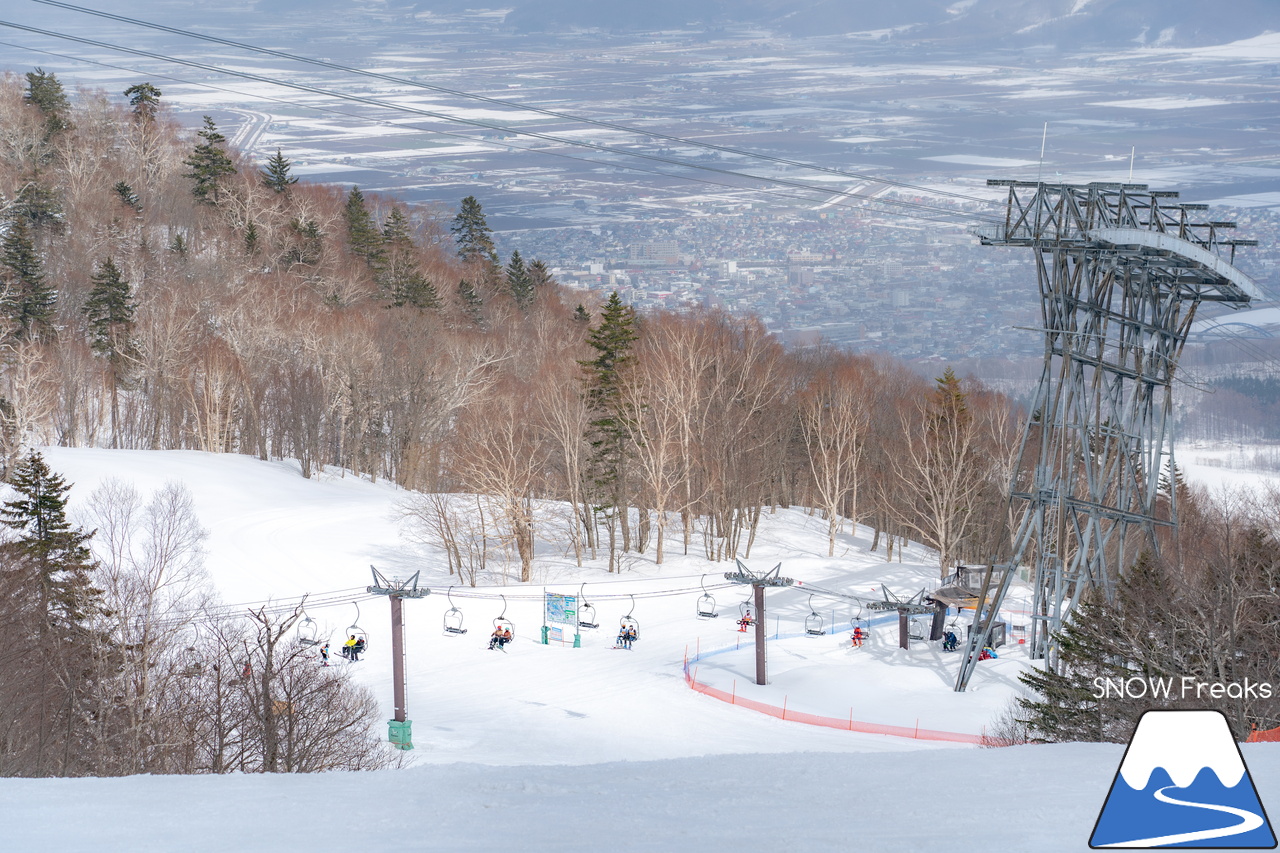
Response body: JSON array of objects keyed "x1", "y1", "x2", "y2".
[
  {"x1": 683, "y1": 659, "x2": 986, "y2": 745},
  {"x1": 1248, "y1": 725, "x2": 1280, "y2": 743}
]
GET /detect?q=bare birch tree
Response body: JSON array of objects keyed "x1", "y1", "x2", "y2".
[
  {"x1": 892, "y1": 367, "x2": 987, "y2": 575},
  {"x1": 798, "y1": 352, "x2": 872, "y2": 556}
]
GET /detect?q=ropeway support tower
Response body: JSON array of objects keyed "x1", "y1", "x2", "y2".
[{"x1": 954, "y1": 180, "x2": 1260, "y2": 692}]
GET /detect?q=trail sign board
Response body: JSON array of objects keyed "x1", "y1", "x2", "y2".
[{"x1": 544, "y1": 593, "x2": 577, "y2": 625}]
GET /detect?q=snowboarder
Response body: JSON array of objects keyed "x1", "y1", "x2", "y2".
[
  {"x1": 320, "y1": 642, "x2": 330, "y2": 666},
  {"x1": 489, "y1": 626, "x2": 505, "y2": 650}
]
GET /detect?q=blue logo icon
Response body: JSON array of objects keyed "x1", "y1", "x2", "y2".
[{"x1": 1091, "y1": 709, "x2": 1276, "y2": 848}]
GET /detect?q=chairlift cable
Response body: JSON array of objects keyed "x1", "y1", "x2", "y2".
[
  {"x1": 0, "y1": 34, "x2": 981, "y2": 227},
  {"x1": 0, "y1": 19, "x2": 1001, "y2": 227},
  {"x1": 6, "y1": 23, "x2": 1274, "y2": 372},
  {"x1": 23, "y1": 0, "x2": 1004, "y2": 210}
]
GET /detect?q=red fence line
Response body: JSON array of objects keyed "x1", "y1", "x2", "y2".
[{"x1": 683, "y1": 653, "x2": 986, "y2": 745}]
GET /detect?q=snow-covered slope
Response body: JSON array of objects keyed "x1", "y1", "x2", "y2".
[
  {"x1": 0, "y1": 446, "x2": 1274, "y2": 851},
  {"x1": 36, "y1": 446, "x2": 1026, "y2": 764},
  {"x1": 0, "y1": 744, "x2": 1142, "y2": 852}
]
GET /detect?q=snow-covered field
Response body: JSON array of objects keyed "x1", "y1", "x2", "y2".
[{"x1": 0, "y1": 447, "x2": 1275, "y2": 852}]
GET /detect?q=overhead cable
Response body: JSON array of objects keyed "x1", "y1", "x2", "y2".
[
  {"x1": 0, "y1": 19, "x2": 999, "y2": 226},
  {"x1": 25, "y1": 0, "x2": 1002, "y2": 209}
]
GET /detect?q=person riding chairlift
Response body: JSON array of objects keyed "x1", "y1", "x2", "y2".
[
  {"x1": 851, "y1": 626, "x2": 865, "y2": 648},
  {"x1": 737, "y1": 608, "x2": 753, "y2": 632},
  {"x1": 617, "y1": 624, "x2": 637, "y2": 649},
  {"x1": 343, "y1": 634, "x2": 359, "y2": 661}
]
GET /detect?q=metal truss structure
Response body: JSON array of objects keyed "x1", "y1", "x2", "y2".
[{"x1": 954, "y1": 181, "x2": 1259, "y2": 692}]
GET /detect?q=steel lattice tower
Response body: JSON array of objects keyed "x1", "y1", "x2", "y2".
[{"x1": 954, "y1": 181, "x2": 1260, "y2": 692}]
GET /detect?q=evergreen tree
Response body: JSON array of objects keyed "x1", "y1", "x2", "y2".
[
  {"x1": 931, "y1": 366, "x2": 968, "y2": 427},
  {"x1": 1158, "y1": 461, "x2": 1189, "y2": 508},
  {"x1": 1019, "y1": 551, "x2": 1185, "y2": 743},
  {"x1": 260, "y1": 148, "x2": 298, "y2": 193},
  {"x1": 244, "y1": 221, "x2": 260, "y2": 256},
  {"x1": 396, "y1": 272, "x2": 439, "y2": 311},
  {"x1": 283, "y1": 218, "x2": 323, "y2": 267},
  {"x1": 122, "y1": 82, "x2": 161, "y2": 123},
  {"x1": 528, "y1": 259, "x2": 554, "y2": 292},
  {"x1": 380, "y1": 207, "x2": 413, "y2": 258},
  {"x1": 0, "y1": 452, "x2": 104, "y2": 634},
  {"x1": 113, "y1": 181, "x2": 142, "y2": 213},
  {"x1": 505, "y1": 250, "x2": 533, "y2": 310},
  {"x1": 580, "y1": 292, "x2": 639, "y2": 567},
  {"x1": 573, "y1": 303, "x2": 591, "y2": 324},
  {"x1": 82, "y1": 257, "x2": 138, "y2": 443},
  {"x1": 82, "y1": 257, "x2": 137, "y2": 366},
  {"x1": 182, "y1": 116, "x2": 237, "y2": 206},
  {"x1": 1017, "y1": 594, "x2": 1128, "y2": 743},
  {"x1": 457, "y1": 279, "x2": 484, "y2": 326},
  {"x1": 0, "y1": 217, "x2": 56, "y2": 341},
  {"x1": 24, "y1": 68, "x2": 71, "y2": 139},
  {"x1": 343, "y1": 186, "x2": 383, "y2": 267},
  {"x1": 379, "y1": 208, "x2": 438, "y2": 309},
  {"x1": 12, "y1": 181, "x2": 63, "y2": 228},
  {"x1": 450, "y1": 196, "x2": 498, "y2": 269}
]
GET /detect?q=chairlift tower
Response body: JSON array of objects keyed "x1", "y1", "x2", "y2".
[
  {"x1": 368, "y1": 566, "x2": 430, "y2": 748},
  {"x1": 866, "y1": 585, "x2": 936, "y2": 650},
  {"x1": 724, "y1": 559, "x2": 794, "y2": 685},
  {"x1": 955, "y1": 181, "x2": 1260, "y2": 692}
]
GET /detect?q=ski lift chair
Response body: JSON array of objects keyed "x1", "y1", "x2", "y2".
[
  {"x1": 342, "y1": 602, "x2": 368, "y2": 660},
  {"x1": 804, "y1": 594, "x2": 825, "y2": 636},
  {"x1": 618, "y1": 594, "x2": 639, "y2": 641},
  {"x1": 297, "y1": 613, "x2": 321, "y2": 647},
  {"x1": 696, "y1": 575, "x2": 718, "y2": 619},
  {"x1": 849, "y1": 606, "x2": 869, "y2": 647},
  {"x1": 577, "y1": 583, "x2": 599, "y2": 630},
  {"x1": 493, "y1": 594, "x2": 515, "y2": 642},
  {"x1": 443, "y1": 586, "x2": 467, "y2": 636}
]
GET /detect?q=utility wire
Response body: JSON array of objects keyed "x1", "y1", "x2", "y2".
[
  {"x1": 0, "y1": 35, "x2": 984, "y2": 227},
  {"x1": 5, "y1": 22, "x2": 1275, "y2": 369},
  {"x1": 0, "y1": 19, "x2": 999, "y2": 226},
  {"x1": 25, "y1": 0, "x2": 1002, "y2": 210}
]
